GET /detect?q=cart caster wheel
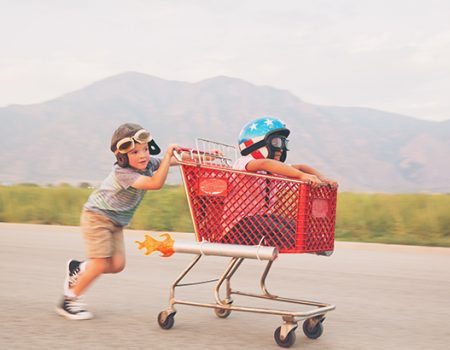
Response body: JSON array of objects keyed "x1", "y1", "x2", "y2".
[
  {"x1": 214, "y1": 307, "x2": 231, "y2": 318},
  {"x1": 302, "y1": 318, "x2": 324, "y2": 339},
  {"x1": 214, "y1": 299, "x2": 233, "y2": 318},
  {"x1": 274, "y1": 326, "x2": 296, "y2": 348},
  {"x1": 158, "y1": 311, "x2": 175, "y2": 330}
]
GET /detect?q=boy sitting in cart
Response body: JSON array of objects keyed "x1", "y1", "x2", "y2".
[
  {"x1": 234, "y1": 116, "x2": 335, "y2": 185},
  {"x1": 223, "y1": 116, "x2": 336, "y2": 253}
]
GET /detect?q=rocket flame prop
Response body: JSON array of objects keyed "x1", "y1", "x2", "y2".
[
  {"x1": 136, "y1": 233, "x2": 279, "y2": 261},
  {"x1": 135, "y1": 233, "x2": 175, "y2": 257}
]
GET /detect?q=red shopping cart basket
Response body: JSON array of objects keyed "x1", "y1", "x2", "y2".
[{"x1": 177, "y1": 147, "x2": 337, "y2": 254}]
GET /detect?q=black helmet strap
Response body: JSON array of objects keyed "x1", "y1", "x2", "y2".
[{"x1": 240, "y1": 139, "x2": 267, "y2": 156}]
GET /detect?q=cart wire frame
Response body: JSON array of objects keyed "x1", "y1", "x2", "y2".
[{"x1": 175, "y1": 141, "x2": 337, "y2": 254}]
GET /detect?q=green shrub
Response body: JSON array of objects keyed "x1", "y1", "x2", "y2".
[
  {"x1": 335, "y1": 193, "x2": 450, "y2": 246},
  {"x1": 0, "y1": 185, "x2": 449, "y2": 247}
]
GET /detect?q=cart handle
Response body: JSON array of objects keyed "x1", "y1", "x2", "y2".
[{"x1": 173, "y1": 147, "x2": 225, "y2": 163}]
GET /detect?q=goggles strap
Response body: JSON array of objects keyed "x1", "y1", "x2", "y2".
[{"x1": 241, "y1": 140, "x2": 266, "y2": 156}]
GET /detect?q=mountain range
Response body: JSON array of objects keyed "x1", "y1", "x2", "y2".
[{"x1": 1, "y1": 71, "x2": 449, "y2": 192}]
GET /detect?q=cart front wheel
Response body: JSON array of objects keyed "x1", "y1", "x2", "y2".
[
  {"x1": 302, "y1": 318, "x2": 324, "y2": 339},
  {"x1": 274, "y1": 326, "x2": 296, "y2": 348},
  {"x1": 214, "y1": 307, "x2": 231, "y2": 318},
  {"x1": 158, "y1": 311, "x2": 175, "y2": 330}
]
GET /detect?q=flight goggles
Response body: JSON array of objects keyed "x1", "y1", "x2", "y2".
[
  {"x1": 115, "y1": 129, "x2": 151, "y2": 154},
  {"x1": 267, "y1": 134, "x2": 289, "y2": 150}
]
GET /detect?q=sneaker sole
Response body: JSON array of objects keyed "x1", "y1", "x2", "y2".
[{"x1": 55, "y1": 306, "x2": 93, "y2": 320}]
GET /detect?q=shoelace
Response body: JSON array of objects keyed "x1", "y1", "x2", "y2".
[
  {"x1": 68, "y1": 267, "x2": 81, "y2": 288},
  {"x1": 67, "y1": 296, "x2": 87, "y2": 313}
]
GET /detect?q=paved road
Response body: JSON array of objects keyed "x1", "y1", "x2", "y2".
[{"x1": 0, "y1": 223, "x2": 449, "y2": 349}]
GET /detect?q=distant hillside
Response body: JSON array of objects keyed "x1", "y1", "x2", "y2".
[{"x1": 1, "y1": 71, "x2": 449, "y2": 192}]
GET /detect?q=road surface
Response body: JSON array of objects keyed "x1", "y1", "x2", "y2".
[{"x1": 0, "y1": 223, "x2": 449, "y2": 349}]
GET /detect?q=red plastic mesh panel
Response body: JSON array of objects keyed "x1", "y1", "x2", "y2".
[{"x1": 180, "y1": 164, "x2": 337, "y2": 254}]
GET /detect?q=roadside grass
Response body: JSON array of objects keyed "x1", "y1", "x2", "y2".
[
  {"x1": 336, "y1": 193, "x2": 450, "y2": 247},
  {"x1": 0, "y1": 185, "x2": 449, "y2": 247}
]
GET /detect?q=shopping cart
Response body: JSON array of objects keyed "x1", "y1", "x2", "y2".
[{"x1": 156, "y1": 139, "x2": 337, "y2": 348}]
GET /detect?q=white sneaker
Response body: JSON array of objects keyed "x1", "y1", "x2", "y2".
[
  {"x1": 64, "y1": 259, "x2": 82, "y2": 293},
  {"x1": 56, "y1": 296, "x2": 93, "y2": 320}
]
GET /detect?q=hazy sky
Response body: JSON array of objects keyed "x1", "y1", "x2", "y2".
[{"x1": 1, "y1": 0, "x2": 449, "y2": 121}]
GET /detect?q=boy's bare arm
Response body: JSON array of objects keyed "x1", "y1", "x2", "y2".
[
  {"x1": 132, "y1": 144, "x2": 177, "y2": 190},
  {"x1": 291, "y1": 164, "x2": 323, "y2": 177},
  {"x1": 246, "y1": 159, "x2": 322, "y2": 184},
  {"x1": 292, "y1": 164, "x2": 337, "y2": 186}
]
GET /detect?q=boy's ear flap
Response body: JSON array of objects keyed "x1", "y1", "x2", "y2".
[
  {"x1": 148, "y1": 140, "x2": 161, "y2": 155},
  {"x1": 116, "y1": 153, "x2": 129, "y2": 167}
]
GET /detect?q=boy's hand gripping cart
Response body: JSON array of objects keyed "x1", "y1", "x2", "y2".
[{"x1": 137, "y1": 140, "x2": 338, "y2": 348}]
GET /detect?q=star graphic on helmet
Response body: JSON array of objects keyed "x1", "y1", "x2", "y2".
[
  {"x1": 250, "y1": 123, "x2": 258, "y2": 130},
  {"x1": 265, "y1": 119, "x2": 274, "y2": 128}
]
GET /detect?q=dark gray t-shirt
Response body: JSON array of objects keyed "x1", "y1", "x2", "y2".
[{"x1": 84, "y1": 158, "x2": 162, "y2": 226}]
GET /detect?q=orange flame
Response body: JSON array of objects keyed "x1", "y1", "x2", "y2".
[{"x1": 135, "y1": 233, "x2": 175, "y2": 257}]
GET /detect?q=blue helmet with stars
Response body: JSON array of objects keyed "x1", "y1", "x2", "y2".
[{"x1": 238, "y1": 116, "x2": 290, "y2": 162}]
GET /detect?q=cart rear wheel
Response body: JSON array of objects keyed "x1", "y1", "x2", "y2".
[
  {"x1": 157, "y1": 311, "x2": 175, "y2": 330},
  {"x1": 214, "y1": 298, "x2": 233, "y2": 318},
  {"x1": 214, "y1": 307, "x2": 231, "y2": 318},
  {"x1": 302, "y1": 318, "x2": 324, "y2": 339},
  {"x1": 274, "y1": 327, "x2": 296, "y2": 348}
]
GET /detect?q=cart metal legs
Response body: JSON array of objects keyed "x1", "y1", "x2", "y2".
[{"x1": 157, "y1": 254, "x2": 335, "y2": 348}]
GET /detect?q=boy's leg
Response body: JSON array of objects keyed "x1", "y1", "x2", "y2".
[
  {"x1": 71, "y1": 257, "x2": 110, "y2": 296},
  {"x1": 69, "y1": 223, "x2": 125, "y2": 293},
  {"x1": 103, "y1": 227, "x2": 126, "y2": 274},
  {"x1": 70, "y1": 249, "x2": 125, "y2": 296},
  {"x1": 57, "y1": 210, "x2": 118, "y2": 320},
  {"x1": 104, "y1": 252, "x2": 126, "y2": 274}
]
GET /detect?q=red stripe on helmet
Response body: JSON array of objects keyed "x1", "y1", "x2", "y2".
[{"x1": 251, "y1": 150, "x2": 265, "y2": 159}]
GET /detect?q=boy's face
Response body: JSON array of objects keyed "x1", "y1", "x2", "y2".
[{"x1": 127, "y1": 142, "x2": 150, "y2": 170}]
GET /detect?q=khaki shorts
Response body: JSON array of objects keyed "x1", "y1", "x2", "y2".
[{"x1": 81, "y1": 209, "x2": 125, "y2": 258}]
